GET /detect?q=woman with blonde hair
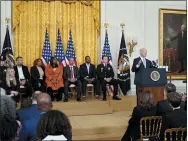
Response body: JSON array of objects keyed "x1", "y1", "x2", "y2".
[{"x1": 5, "y1": 68, "x2": 19, "y2": 102}]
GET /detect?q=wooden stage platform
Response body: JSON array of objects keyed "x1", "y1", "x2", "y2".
[{"x1": 52, "y1": 96, "x2": 136, "y2": 140}]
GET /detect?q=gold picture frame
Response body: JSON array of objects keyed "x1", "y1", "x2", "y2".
[{"x1": 159, "y1": 8, "x2": 187, "y2": 80}]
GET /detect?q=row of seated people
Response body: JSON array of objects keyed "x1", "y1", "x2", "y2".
[
  {"x1": 121, "y1": 83, "x2": 187, "y2": 141},
  {"x1": 0, "y1": 55, "x2": 121, "y2": 103},
  {"x1": 0, "y1": 92, "x2": 72, "y2": 141}
]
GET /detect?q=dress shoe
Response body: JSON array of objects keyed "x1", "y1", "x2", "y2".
[
  {"x1": 113, "y1": 96, "x2": 121, "y2": 100},
  {"x1": 63, "y1": 99, "x2": 68, "y2": 102},
  {"x1": 77, "y1": 98, "x2": 81, "y2": 102}
]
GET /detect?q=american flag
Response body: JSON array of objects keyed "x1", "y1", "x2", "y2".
[
  {"x1": 54, "y1": 28, "x2": 66, "y2": 67},
  {"x1": 101, "y1": 30, "x2": 112, "y2": 65},
  {"x1": 65, "y1": 30, "x2": 77, "y2": 66},
  {"x1": 41, "y1": 28, "x2": 52, "y2": 66}
]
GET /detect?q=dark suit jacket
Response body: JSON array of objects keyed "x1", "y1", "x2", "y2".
[
  {"x1": 170, "y1": 31, "x2": 187, "y2": 60},
  {"x1": 160, "y1": 109, "x2": 187, "y2": 140},
  {"x1": 14, "y1": 65, "x2": 30, "y2": 83},
  {"x1": 0, "y1": 66, "x2": 7, "y2": 89},
  {"x1": 17, "y1": 104, "x2": 40, "y2": 122},
  {"x1": 121, "y1": 105, "x2": 157, "y2": 141},
  {"x1": 30, "y1": 66, "x2": 45, "y2": 88},
  {"x1": 79, "y1": 63, "x2": 96, "y2": 80},
  {"x1": 63, "y1": 66, "x2": 80, "y2": 80},
  {"x1": 156, "y1": 99, "x2": 186, "y2": 116},
  {"x1": 97, "y1": 64, "x2": 114, "y2": 80},
  {"x1": 131, "y1": 57, "x2": 153, "y2": 84}
]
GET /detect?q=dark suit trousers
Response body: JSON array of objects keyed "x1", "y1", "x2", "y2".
[
  {"x1": 47, "y1": 87, "x2": 63, "y2": 101},
  {"x1": 64, "y1": 80, "x2": 82, "y2": 99},
  {"x1": 81, "y1": 79, "x2": 100, "y2": 96},
  {"x1": 99, "y1": 78, "x2": 118, "y2": 99}
]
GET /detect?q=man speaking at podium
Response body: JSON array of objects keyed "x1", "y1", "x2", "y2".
[{"x1": 131, "y1": 48, "x2": 154, "y2": 104}]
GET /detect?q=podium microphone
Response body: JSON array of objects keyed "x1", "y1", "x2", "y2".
[{"x1": 152, "y1": 61, "x2": 158, "y2": 68}]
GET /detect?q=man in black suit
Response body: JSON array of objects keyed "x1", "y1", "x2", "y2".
[
  {"x1": 131, "y1": 48, "x2": 153, "y2": 104},
  {"x1": 156, "y1": 83, "x2": 185, "y2": 116},
  {"x1": 63, "y1": 58, "x2": 82, "y2": 102},
  {"x1": 79, "y1": 56, "x2": 99, "y2": 101},
  {"x1": 14, "y1": 56, "x2": 32, "y2": 97},
  {"x1": 0, "y1": 55, "x2": 7, "y2": 89},
  {"x1": 168, "y1": 24, "x2": 187, "y2": 73},
  {"x1": 97, "y1": 56, "x2": 121, "y2": 101},
  {"x1": 160, "y1": 92, "x2": 187, "y2": 140}
]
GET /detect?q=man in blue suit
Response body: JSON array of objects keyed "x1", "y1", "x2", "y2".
[
  {"x1": 17, "y1": 91, "x2": 41, "y2": 122},
  {"x1": 19, "y1": 93, "x2": 53, "y2": 141}
]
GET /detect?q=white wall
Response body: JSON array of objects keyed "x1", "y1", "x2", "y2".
[
  {"x1": 1, "y1": 1, "x2": 12, "y2": 53},
  {"x1": 100, "y1": 1, "x2": 186, "y2": 94}
]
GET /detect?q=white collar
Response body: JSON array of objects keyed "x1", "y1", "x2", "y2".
[
  {"x1": 140, "y1": 56, "x2": 146, "y2": 60},
  {"x1": 32, "y1": 101, "x2": 37, "y2": 104},
  {"x1": 173, "y1": 106, "x2": 180, "y2": 110}
]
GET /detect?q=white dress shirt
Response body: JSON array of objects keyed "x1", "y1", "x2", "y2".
[
  {"x1": 86, "y1": 63, "x2": 90, "y2": 74},
  {"x1": 17, "y1": 66, "x2": 25, "y2": 80},
  {"x1": 136, "y1": 56, "x2": 146, "y2": 68},
  {"x1": 37, "y1": 66, "x2": 44, "y2": 80}
]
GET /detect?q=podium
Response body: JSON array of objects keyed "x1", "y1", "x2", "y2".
[{"x1": 135, "y1": 68, "x2": 167, "y2": 105}]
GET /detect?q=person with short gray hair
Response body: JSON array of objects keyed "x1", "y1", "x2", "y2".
[{"x1": 0, "y1": 95, "x2": 16, "y2": 118}]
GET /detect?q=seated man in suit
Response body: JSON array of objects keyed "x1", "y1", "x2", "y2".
[
  {"x1": 63, "y1": 58, "x2": 82, "y2": 102},
  {"x1": 97, "y1": 56, "x2": 121, "y2": 101},
  {"x1": 14, "y1": 56, "x2": 32, "y2": 97},
  {"x1": 160, "y1": 92, "x2": 187, "y2": 140},
  {"x1": 19, "y1": 93, "x2": 53, "y2": 141},
  {"x1": 131, "y1": 48, "x2": 154, "y2": 105},
  {"x1": 156, "y1": 83, "x2": 185, "y2": 116},
  {"x1": 80, "y1": 56, "x2": 99, "y2": 101},
  {"x1": 0, "y1": 55, "x2": 7, "y2": 89},
  {"x1": 17, "y1": 91, "x2": 41, "y2": 122}
]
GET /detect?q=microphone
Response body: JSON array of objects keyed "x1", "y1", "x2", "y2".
[{"x1": 152, "y1": 61, "x2": 158, "y2": 68}]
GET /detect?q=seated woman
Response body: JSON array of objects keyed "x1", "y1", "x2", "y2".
[
  {"x1": 36, "y1": 110, "x2": 72, "y2": 141},
  {"x1": 45, "y1": 57, "x2": 64, "y2": 101},
  {"x1": 31, "y1": 58, "x2": 46, "y2": 92},
  {"x1": 121, "y1": 91, "x2": 157, "y2": 141},
  {"x1": 5, "y1": 68, "x2": 31, "y2": 103},
  {"x1": 5, "y1": 68, "x2": 19, "y2": 103}
]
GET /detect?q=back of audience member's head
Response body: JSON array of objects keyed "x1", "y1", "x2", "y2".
[
  {"x1": 20, "y1": 98, "x2": 32, "y2": 108},
  {"x1": 37, "y1": 110, "x2": 72, "y2": 140},
  {"x1": 32, "y1": 91, "x2": 42, "y2": 101},
  {"x1": 167, "y1": 92, "x2": 181, "y2": 108},
  {"x1": 0, "y1": 114, "x2": 19, "y2": 141},
  {"x1": 165, "y1": 83, "x2": 176, "y2": 93},
  {"x1": 0, "y1": 95, "x2": 16, "y2": 118},
  {"x1": 140, "y1": 91, "x2": 154, "y2": 110},
  {"x1": 37, "y1": 93, "x2": 52, "y2": 112}
]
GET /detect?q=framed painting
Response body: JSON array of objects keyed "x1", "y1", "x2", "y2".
[{"x1": 159, "y1": 8, "x2": 187, "y2": 80}]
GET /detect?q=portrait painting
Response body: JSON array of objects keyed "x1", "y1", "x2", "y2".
[{"x1": 159, "y1": 9, "x2": 187, "y2": 80}]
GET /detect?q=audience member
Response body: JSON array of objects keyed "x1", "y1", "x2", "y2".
[
  {"x1": 45, "y1": 57, "x2": 64, "y2": 101},
  {"x1": 31, "y1": 58, "x2": 46, "y2": 92},
  {"x1": 0, "y1": 95, "x2": 22, "y2": 141},
  {"x1": 37, "y1": 110, "x2": 72, "y2": 141},
  {"x1": 156, "y1": 83, "x2": 185, "y2": 116},
  {"x1": 160, "y1": 92, "x2": 187, "y2": 140},
  {"x1": 14, "y1": 56, "x2": 33, "y2": 97},
  {"x1": 0, "y1": 87, "x2": 6, "y2": 95},
  {"x1": 79, "y1": 56, "x2": 99, "y2": 101},
  {"x1": 0, "y1": 55, "x2": 7, "y2": 89},
  {"x1": 19, "y1": 93, "x2": 53, "y2": 141},
  {"x1": 121, "y1": 91, "x2": 156, "y2": 141},
  {"x1": 0, "y1": 114, "x2": 19, "y2": 141},
  {"x1": 97, "y1": 55, "x2": 121, "y2": 101},
  {"x1": 64, "y1": 57, "x2": 82, "y2": 102},
  {"x1": 17, "y1": 91, "x2": 41, "y2": 122}
]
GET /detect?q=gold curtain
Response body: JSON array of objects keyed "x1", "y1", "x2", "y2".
[{"x1": 12, "y1": 1, "x2": 100, "y2": 68}]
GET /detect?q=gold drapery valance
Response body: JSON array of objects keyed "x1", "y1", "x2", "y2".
[{"x1": 12, "y1": 1, "x2": 100, "y2": 68}]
